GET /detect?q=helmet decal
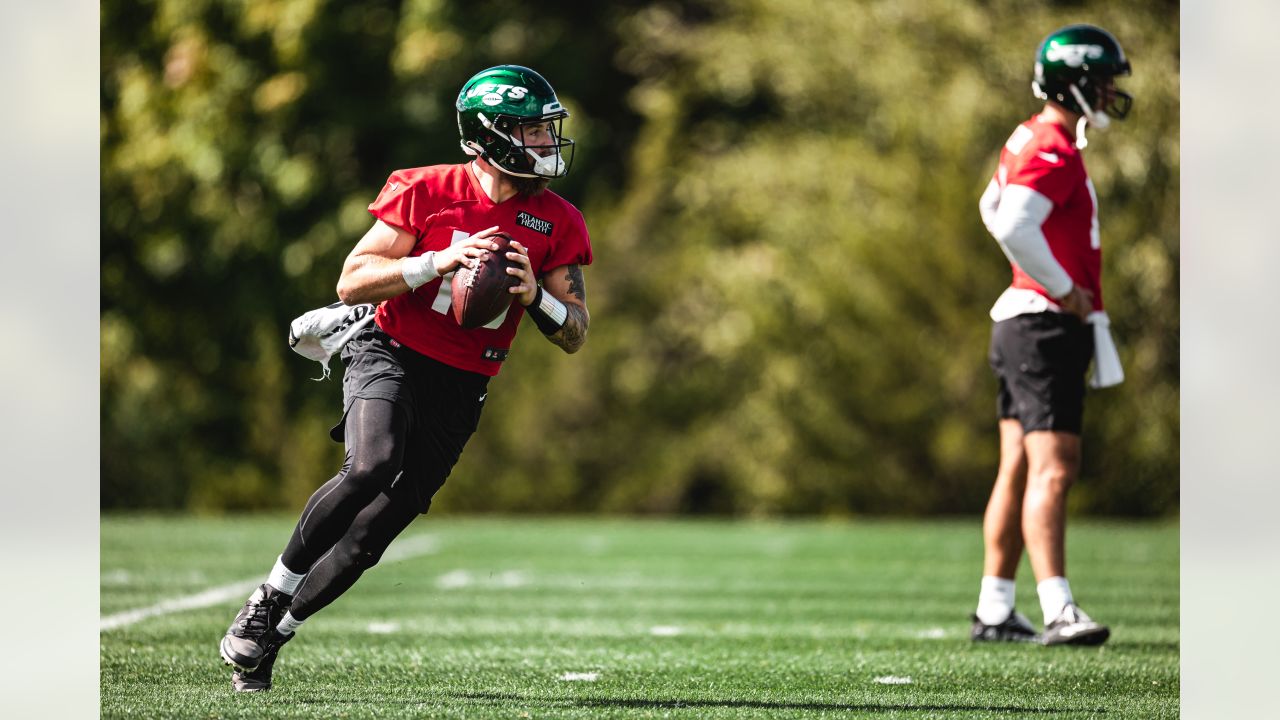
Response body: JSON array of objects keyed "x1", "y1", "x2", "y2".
[
  {"x1": 1044, "y1": 43, "x2": 1104, "y2": 68},
  {"x1": 466, "y1": 83, "x2": 530, "y2": 106}
]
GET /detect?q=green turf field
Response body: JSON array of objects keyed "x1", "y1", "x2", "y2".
[{"x1": 100, "y1": 516, "x2": 1178, "y2": 718}]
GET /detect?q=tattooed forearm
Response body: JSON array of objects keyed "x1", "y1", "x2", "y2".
[
  {"x1": 543, "y1": 264, "x2": 588, "y2": 353},
  {"x1": 565, "y1": 264, "x2": 586, "y2": 302},
  {"x1": 549, "y1": 303, "x2": 589, "y2": 353}
]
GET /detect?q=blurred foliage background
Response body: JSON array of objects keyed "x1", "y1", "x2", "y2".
[{"x1": 101, "y1": 0, "x2": 1179, "y2": 516}]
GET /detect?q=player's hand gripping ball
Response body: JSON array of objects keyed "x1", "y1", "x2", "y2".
[{"x1": 451, "y1": 231, "x2": 520, "y2": 329}]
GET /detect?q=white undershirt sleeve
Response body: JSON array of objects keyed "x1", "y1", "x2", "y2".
[
  {"x1": 978, "y1": 179, "x2": 1001, "y2": 235},
  {"x1": 987, "y1": 184, "x2": 1074, "y2": 299}
]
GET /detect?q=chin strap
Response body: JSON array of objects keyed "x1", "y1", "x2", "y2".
[
  {"x1": 1075, "y1": 116, "x2": 1090, "y2": 149},
  {"x1": 1068, "y1": 84, "x2": 1111, "y2": 149}
]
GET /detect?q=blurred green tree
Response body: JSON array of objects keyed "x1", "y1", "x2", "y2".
[{"x1": 102, "y1": 0, "x2": 1179, "y2": 516}]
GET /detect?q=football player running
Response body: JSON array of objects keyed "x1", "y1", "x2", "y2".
[
  {"x1": 971, "y1": 25, "x2": 1132, "y2": 647},
  {"x1": 218, "y1": 65, "x2": 593, "y2": 690}
]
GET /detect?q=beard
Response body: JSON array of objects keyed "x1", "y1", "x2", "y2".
[{"x1": 511, "y1": 174, "x2": 551, "y2": 197}]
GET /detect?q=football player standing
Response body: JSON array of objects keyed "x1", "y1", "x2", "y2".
[
  {"x1": 970, "y1": 25, "x2": 1132, "y2": 646},
  {"x1": 217, "y1": 65, "x2": 593, "y2": 690}
]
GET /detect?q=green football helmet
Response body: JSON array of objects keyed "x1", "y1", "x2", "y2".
[
  {"x1": 455, "y1": 65, "x2": 574, "y2": 179},
  {"x1": 1032, "y1": 24, "x2": 1133, "y2": 128}
]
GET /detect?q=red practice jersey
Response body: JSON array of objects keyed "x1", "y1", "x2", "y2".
[
  {"x1": 993, "y1": 115, "x2": 1103, "y2": 311},
  {"x1": 367, "y1": 164, "x2": 593, "y2": 376}
]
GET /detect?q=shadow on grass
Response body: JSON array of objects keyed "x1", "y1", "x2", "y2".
[{"x1": 450, "y1": 690, "x2": 1104, "y2": 715}]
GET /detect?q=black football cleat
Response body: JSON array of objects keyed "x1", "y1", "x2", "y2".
[
  {"x1": 971, "y1": 608, "x2": 1040, "y2": 643},
  {"x1": 232, "y1": 628, "x2": 293, "y2": 692},
  {"x1": 220, "y1": 584, "x2": 293, "y2": 672},
  {"x1": 1042, "y1": 603, "x2": 1110, "y2": 646}
]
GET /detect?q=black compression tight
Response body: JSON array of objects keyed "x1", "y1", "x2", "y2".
[{"x1": 279, "y1": 398, "x2": 422, "y2": 620}]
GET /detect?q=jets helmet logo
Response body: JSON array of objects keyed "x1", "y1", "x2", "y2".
[
  {"x1": 466, "y1": 83, "x2": 530, "y2": 106},
  {"x1": 1045, "y1": 43, "x2": 1104, "y2": 68}
]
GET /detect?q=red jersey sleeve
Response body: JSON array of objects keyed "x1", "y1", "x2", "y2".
[
  {"x1": 539, "y1": 206, "x2": 593, "y2": 273},
  {"x1": 1005, "y1": 150, "x2": 1083, "y2": 207},
  {"x1": 367, "y1": 170, "x2": 435, "y2": 236}
]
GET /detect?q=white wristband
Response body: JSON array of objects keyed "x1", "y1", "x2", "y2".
[
  {"x1": 401, "y1": 251, "x2": 439, "y2": 289},
  {"x1": 525, "y1": 286, "x2": 568, "y2": 334},
  {"x1": 537, "y1": 288, "x2": 569, "y2": 326}
]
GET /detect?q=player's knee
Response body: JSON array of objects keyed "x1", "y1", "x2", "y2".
[
  {"x1": 353, "y1": 548, "x2": 384, "y2": 570},
  {"x1": 346, "y1": 455, "x2": 400, "y2": 492},
  {"x1": 1029, "y1": 465, "x2": 1076, "y2": 494},
  {"x1": 994, "y1": 464, "x2": 1027, "y2": 491},
  {"x1": 339, "y1": 537, "x2": 386, "y2": 571}
]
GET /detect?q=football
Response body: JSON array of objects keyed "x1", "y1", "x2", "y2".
[{"x1": 451, "y1": 231, "x2": 520, "y2": 329}]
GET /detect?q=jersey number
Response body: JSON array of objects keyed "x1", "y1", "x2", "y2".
[
  {"x1": 430, "y1": 229, "x2": 511, "y2": 329},
  {"x1": 1005, "y1": 125, "x2": 1034, "y2": 155}
]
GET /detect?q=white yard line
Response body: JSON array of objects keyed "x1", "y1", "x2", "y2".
[
  {"x1": 434, "y1": 568, "x2": 528, "y2": 590},
  {"x1": 99, "y1": 533, "x2": 439, "y2": 632},
  {"x1": 99, "y1": 579, "x2": 261, "y2": 632},
  {"x1": 435, "y1": 569, "x2": 474, "y2": 589}
]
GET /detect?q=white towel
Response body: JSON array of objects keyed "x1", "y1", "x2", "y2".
[
  {"x1": 287, "y1": 301, "x2": 377, "y2": 380},
  {"x1": 989, "y1": 286, "x2": 1054, "y2": 322},
  {"x1": 1087, "y1": 311, "x2": 1124, "y2": 389}
]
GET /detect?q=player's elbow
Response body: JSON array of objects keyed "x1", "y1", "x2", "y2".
[
  {"x1": 991, "y1": 218, "x2": 1030, "y2": 250},
  {"x1": 559, "y1": 316, "x2": 588, "y2": 354},
  {"x1": 336, "y1": 277, "x2": 362, "y2": 306},
  {"x1": 558, "y1": 328, "x2": 587, "y2": 354},
  {"x1": 978, "y1": 211, "x2": 997, "y2": 236}
]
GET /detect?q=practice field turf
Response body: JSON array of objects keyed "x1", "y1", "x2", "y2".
[{"x1": 101, "y1": 516, "x2": 1178, "y2": 718}]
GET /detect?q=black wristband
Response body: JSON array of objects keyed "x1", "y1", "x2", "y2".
[{"x1": 525, "y1": 286, "x2": 568, "y2": 335}]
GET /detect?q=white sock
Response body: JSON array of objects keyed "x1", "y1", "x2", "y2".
[
  {"x1": 1037, "y1": 576, "x2": 1074, "y2": 624},
  {"x1": 266, "y1": 555, "x2": 306, "y2": 595},
  {"x1": 276, "y1": 611, "x2": 304, "y2": 636},
  {"x1": 975, "y1": 576, "x2": 1017, "y2": 625}
]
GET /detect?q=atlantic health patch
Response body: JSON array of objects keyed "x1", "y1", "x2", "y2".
[{"x1": 516, "y1": 211, "x2": 553, "y2": 236}]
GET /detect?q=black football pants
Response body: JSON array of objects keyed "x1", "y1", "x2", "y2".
[{"x1": 280, "y1": 398, "x2": 421, "y2": 620}]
